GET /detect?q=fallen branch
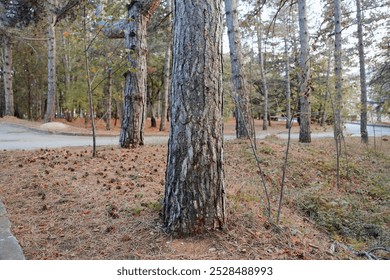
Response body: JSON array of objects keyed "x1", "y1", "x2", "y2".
[
  {"x1": 335, "y1": 242, "x2": 390, "y2": 260},
  {"x1": 309, "y1": 243, "x2": 320, "y2": 250},
  {"x1": 368, "y1": 247, "x2": 390, "y2": 254}
]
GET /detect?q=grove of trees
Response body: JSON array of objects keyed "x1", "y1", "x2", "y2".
[{"x1": 1, "y1": 0, "x2": 389, "y2": 235}]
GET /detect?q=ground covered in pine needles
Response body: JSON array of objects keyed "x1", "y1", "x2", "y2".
[{"x1": 0, "y1": 118, "x2": 389, "y2": 260}]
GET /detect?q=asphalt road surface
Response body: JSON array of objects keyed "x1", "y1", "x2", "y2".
[
  {"x1": 277, "y1": 123, "x2": 390, "y2": 139},
  {"x1": 0, "y1": 124, "x2": 169, "y2": 150},
  {"x1": 1, "y1": 123, "x2": 389, "y2": 150}
]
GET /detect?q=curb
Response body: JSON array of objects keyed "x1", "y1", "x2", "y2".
[{"x1": 0, "y1": 200, "x2": 25, "y2": 260}]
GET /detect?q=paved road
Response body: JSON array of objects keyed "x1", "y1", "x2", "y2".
[
  {"x1": 1, "y1": 123, "x2": 389, "y2": 151},
  {"x1": 0, "y1": 123, "x2": 174, "y2": 150},
  {"x1": 277, "y1": 123, "x2": 390, "y2": 139}
]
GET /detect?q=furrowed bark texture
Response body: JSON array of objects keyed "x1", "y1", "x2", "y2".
[
  {"x1": 119, "y1": 0, "x2": 160, "y2": 148},
  {"x1": 3, "y1": 35, "x2": 14, "y2": 116},
  {"x1": 298, "y1": 0, "x2": 311, "y2": 143},
  {"x1": 163, "y1": 0, "x2": 226, "y2": 235},
  {"x1": 225, "y1": 0, "x2": 252, "y2": 138}
]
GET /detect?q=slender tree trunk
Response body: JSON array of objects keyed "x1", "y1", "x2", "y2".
[
  {"x1": 45, "y1": 2, "x2": 57, "y2": 122},
  {"x1": 61, "y1": 30, "x2": 72, "y2": 115},
  {"x1": 321, "y1": 43, "x2": 332, "y2": 127},
  {"x1": 105, "y1": 68, "x2": 112, "y2": 130},
  {"x1": 27, "y1": 64, "x2": 32, "y2": 120},
  {"x1": 297, "y1": 0, "x2": 311, "y2": 143},
  {"x1": 83, "y1": 3, "x2": 97, "y2": 157},
  {"x1": 159, "y1": 0, "x2": 172, "y2": 132},
  {"x1": 356, "y1": 0, "x2": 368, "y2": 143},
  {"x1": 284, "y1": 36, "x2": 291, "y2": 128},
  {"x1": 163, "y1": 0, "x2": 226, "y2": 235},
  {"x1": 119, "y1": 0, "x2": 160, "y2": 148},
  {"x1": 150, "y1": 102, "x2": 156, "y2": 127},
  {"x1": 334, "y1": 0, "x2": 343, "y2": 188},
  {"x1": 225, "y1": 0, "x2": 252, "y2": 138},
  {"x1": 334, "y1": 0, "x2": 343, "y2": 139},
  {"x1": 256, "y1": 7, "x2": 269, "y2": 131},
  {"x1": 2, "y1": 35, "x2": 14, "y2": 116}
]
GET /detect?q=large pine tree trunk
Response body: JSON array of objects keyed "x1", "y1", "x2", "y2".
[
  {"x1": 163, "y1": 0, "x2": 226, "y2": 235},
  {"x1": 356, "y1": 0, "x2": 368, "y2": 143},
  {"x1": 159, "y1": 0, "x2": 172, "y2": 132},
  {"x1": 119, "y1": 0, "x2": 160, "y2": 148},
  {"x1": 2, "y1": 35, "x2": 14, "y2": 116},
  {"x1": 297, "y1": 0, "x2": 311, "y2": 143},
  {"x1": 45, "y1": 7, "x2": 57, "y2": 122},
  {"x1": 225, "y1": 0, "x2": 252, "y2": 138}
]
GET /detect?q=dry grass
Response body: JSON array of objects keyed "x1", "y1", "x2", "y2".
[{"x1": 0, "y1": 118, "x2": 389, "y2": 260}]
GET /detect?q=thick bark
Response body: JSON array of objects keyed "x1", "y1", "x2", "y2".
[
  {"x1": 119, "y1": 0, "x2": 160, "y2": 148},
  {"x1": 298, "y1": 0, "x2": 311, "y2": 143},
  {"x1": 163, "y1": 0, "x2": 226, "y2": 235},
  {"x1": 225, "y1": 0, "x2": 252, "y2": 138},
  {"x1": 356, "y1": 0, "x2": 368, "y2": 143},
  {"x1": 105, "y1": 68, "x2": 113, "y2": 130},
  {"x1": 2, "y1": 35, "x2": 14, "y2": 116},
  {"x1": 159, "y1": 0, "x2": 172, "y2": 132},
  {"x1": 45, "y1": 7, "x2": 57, "y2": 122}
]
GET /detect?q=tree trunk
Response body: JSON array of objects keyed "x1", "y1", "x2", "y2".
[
  {"x1": 159, "y1": 0, "x2": 172, "y2": 132},
  {"x1": 119, "y1": 0, "x2": 160, "y2": 148},
  {"x1": 256, "y1": 7, "x2": 269, "y2": 131},
  {"x1": 147, "y1": 88, "x2": 157, "y2": 127},
  {"x1": 105, "y1": 68, "x2": 112, "y2": 130},
  {"x1": 356, "y1": 0, "x2": 368, "y2": 143},
  {"x1": 284, "y1": 36, "x2": 291, "y2": 128},
  {"x1": 334, "y1": 0, "x2": 343, "y2": 138},
  {"x1": 225, "y1": 0, "x2": 252, "y2": 138},
  {"x1": 321, "y1": 42, "x2": 332, "y2": 127},
  {"x1": 2, "y1": 35, "x2": 14, "y2": 116},
  {"x1": 297, "y1": 0, "x2": 311, "y2": 143},
  {"x1": 82, "y1": 3, "x2": 96, "y2": 157},
  {"x1": 61, "y1": 29, "x2": 72, "y2": 116},
  {"x1": 45, "y1": 5, "x2": 57, "y2": 122},
  {"x1": 163, "y1": 0, "x2": 226, "y2": 235},
  {"x1": 334, "y1": 0, "x2": 343, "y2": 188}
]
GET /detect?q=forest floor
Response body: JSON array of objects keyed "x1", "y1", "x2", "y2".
[{"x1": 0, "y1": 117, "x2": 389, "y2": 260}]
